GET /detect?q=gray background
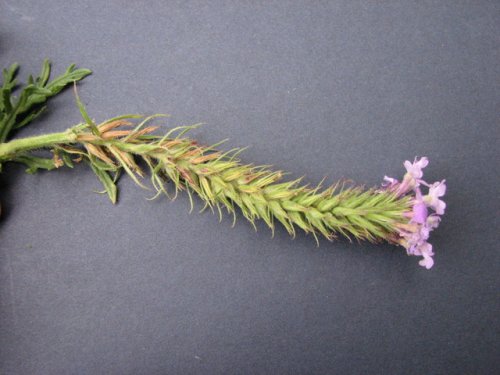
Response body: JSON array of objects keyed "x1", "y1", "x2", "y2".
[{"x1": 1, "y1": 1, "x2": 499, "y2": 374}]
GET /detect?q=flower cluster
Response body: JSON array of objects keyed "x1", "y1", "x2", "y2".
[{"x1": 382, "y1": 157, "x2": 446, "y2": 269}]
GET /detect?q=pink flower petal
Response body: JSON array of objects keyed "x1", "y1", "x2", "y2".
[
  {"x1": 419, "y1": 255, "x2": 434, "y2": 269},
  {"x1": 432, "y1": 180, "x2": 446, "y2": 197},
  {"x1": 434, "y1": 200, "x2": 446, "y2": 215}
]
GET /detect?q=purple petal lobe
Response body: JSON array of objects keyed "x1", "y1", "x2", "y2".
[{"x1": 412, "y1": 202, "x2": 428, "y2": 224}]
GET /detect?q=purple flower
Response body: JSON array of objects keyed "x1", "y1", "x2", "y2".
[
  {"x1": 411, "y1": 188, "x2": 428, "y2": 224},
  {"x1": 395, "y1": 157, "x2": 429, "y2": 195},
  {"x1": 382, "y1": 156, "x2": 445, "y2": 269},
  {"x1": 404, "y1": 157, "x2": 429, "y2": 180},
  {"x1": 424, "y1": 180, "x2": 446, "y2": 215},
  {"x1": 417, "y1": 242, "x2": 434, "y2": 269}
]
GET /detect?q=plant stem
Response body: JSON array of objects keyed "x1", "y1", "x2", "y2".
[{"x1": 0, "y1": 129, "x2": 77, "y2": 162}]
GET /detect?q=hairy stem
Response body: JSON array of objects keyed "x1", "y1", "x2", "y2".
[{"x1": 0, "y1": 129, "x2": 76, "y2": 161}]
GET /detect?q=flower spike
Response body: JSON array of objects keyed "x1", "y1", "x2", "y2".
[{"x1": 0, "y1": 61, "x2": 447, "y2": 270}]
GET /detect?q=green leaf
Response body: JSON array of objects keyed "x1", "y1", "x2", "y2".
[
  {"x1": 0, "y1": 64, "x2": 19, "y2": 113},
  {"x1": 0, "y1": 60, "x2": 92, "y2": 141},
  {"x1": 14, "y1": 106, "x2": 46, "y2": 129},
  {"x1": 90, "y1": 163, "x2": 118, "y2": 203},
  {"x1": 46, "y1": 66, "x2": 92, "y2": 95},
  {"x1": 37, "y1": 59, "x2": 51, "y2": 86},
  {"x1": 15, "y1": 155, "x2": 56, "y2": 174},
  {"x1": 2, "y1": 63, "x2": 19, "y2": 89},
  {"x1": 0, "y1": 88, "x2": 13, "y2": 113}
]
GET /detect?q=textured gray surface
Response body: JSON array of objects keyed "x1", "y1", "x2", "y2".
[{"x1": 1, "y1": 1, "x2": 499, "y2": 374}]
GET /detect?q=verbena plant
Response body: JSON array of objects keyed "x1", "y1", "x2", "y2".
[{"x1": 0, "y1": 61, "x2": 446, "y2": 268}]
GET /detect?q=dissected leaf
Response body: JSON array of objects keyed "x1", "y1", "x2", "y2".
[{"x1": 0, "y1": 60, "x2": 91, "y2": 141}]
